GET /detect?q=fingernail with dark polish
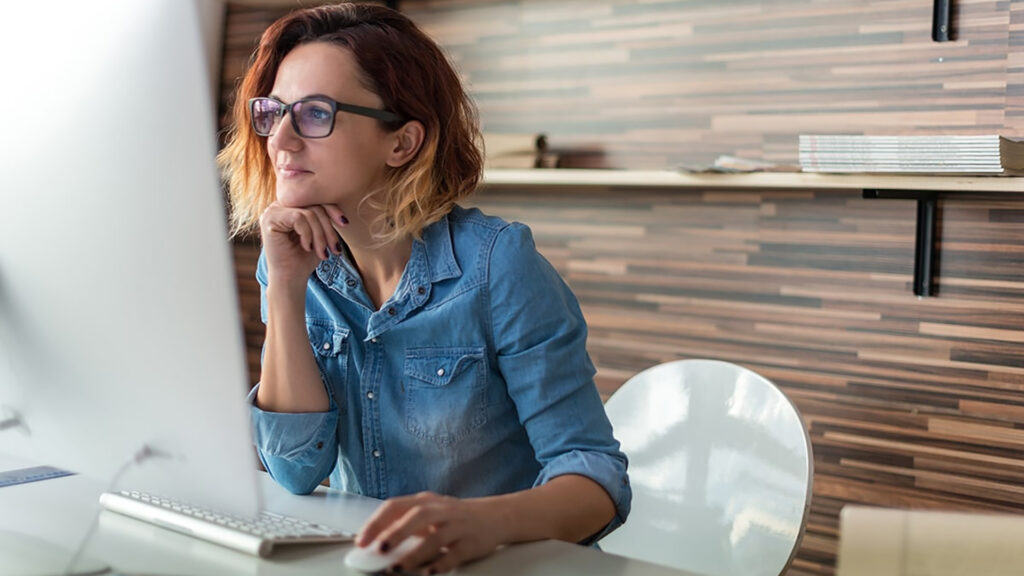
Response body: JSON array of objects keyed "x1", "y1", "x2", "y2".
[
  {"x1": 340, "y1": 215, "x2": 349, "y2": 225},
  {"x1": 390, "y1": 563, "x2": 401, "y2": 573},
  {"x1": 379, "y1": 541, "x2": 390, "y2": 553},
  {"x1": 335, "y1": 240, "x2": 343, "y2": 252}
]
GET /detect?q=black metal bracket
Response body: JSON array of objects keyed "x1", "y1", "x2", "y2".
[
  {"x1": 863, "y1": 189, "x2": 939, "y2": 297},
  {"x1": 932, "y1": 0, "x2": 952, "y2": 42}
]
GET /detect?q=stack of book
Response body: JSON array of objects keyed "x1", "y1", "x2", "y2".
[{"x1": 799, "y1": 135, "x2": 1024, "y2": 174}]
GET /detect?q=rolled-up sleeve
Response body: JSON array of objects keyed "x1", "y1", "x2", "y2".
[
  {"x1": 247, "y1": 384, "x2": 338, "y2": 494},
  {"x1": 248, "y1": 252, "x2": 339, "y2": 494},
  {"x1": 487, "y1": 223, "x2": 631, "y2": 543}
]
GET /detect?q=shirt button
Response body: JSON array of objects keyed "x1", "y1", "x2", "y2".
[
  {"x1": 366, "y1": 391, "x2": 374, "y2": 400},
  {"x1": 346, "y1": 278, "x2": 357, "y2": 287},
  {"x1": 372, "y1": 449, "x2": 381, "y2": 458},
  {"x1": 387, "y1": 307, "x2": 396, "y2": 316},
  {"x1": 322, "y1": 342, "x2": 331, "y2": 350},
  {"x1": 417, "y1": 286, "x2": 426, "y2": 295},
  {"x1": 371, "y1": 337, "x2": 378, "y2": 343},
  {"x1": 436, "y1": 368, "x2": 445, "y2": 377},
  {"x1": 315, "y1": 442, "x2": 324, "y2": 450}
]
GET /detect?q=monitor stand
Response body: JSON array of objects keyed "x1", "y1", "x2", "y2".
[{"x1": 0, "y1": 530, "x2": 109, "y2": 576}]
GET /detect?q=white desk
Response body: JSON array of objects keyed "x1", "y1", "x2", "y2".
[{"x1": 0, "y1": 455, "x2": 694, "y2": 576}]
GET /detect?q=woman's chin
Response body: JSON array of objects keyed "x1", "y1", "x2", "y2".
[{"x1": 275, "y1": 187, "x2": 316, "y2": 208}]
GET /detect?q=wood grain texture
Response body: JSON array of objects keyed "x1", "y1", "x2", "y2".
[{"x1": 400, "y1": 0, "x2": 1023, "y2": 169}]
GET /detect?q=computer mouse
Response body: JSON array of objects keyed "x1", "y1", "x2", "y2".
[{"x1": 344, "y1": 535, "x2": 425, "y2": 574}]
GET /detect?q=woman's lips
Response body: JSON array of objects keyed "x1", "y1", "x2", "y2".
[{"x1": 278, "y1": 165, "x2": 312, "y2": 178}]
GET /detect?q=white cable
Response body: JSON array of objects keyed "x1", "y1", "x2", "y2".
[{"x1": 62, "y1": 444, "x2": 172, "y2": 576}]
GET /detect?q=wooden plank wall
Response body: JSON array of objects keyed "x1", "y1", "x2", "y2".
[
  {"x1": 221, "y1": 2, "x2": 1024, "y2": 575},
  {"x1": 1008, "y1": 1, "x2": 1024, "y2": 125},
  {"x1": 402, "y1": 0, "x2": 1023, "y2": 169}
]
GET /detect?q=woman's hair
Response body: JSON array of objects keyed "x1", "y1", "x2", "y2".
[{"x1": 219, "y1": 3, "x2": 483, "y2": 243}]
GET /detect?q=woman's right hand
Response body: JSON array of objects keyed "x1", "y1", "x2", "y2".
[{"x1": 259, "y1": 201, "x2": 347, "y2": 290}]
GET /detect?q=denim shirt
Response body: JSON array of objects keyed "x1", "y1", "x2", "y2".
[{"x1": 248, "y1": 205, "x2": 630, "y2": 541}]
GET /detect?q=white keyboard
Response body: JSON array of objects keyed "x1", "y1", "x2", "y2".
[{"x1": 99, "y1": 490, "x2": 355, "y2": 557}]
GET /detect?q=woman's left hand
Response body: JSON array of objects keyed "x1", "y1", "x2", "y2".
[{"x1": 355, "y1": 491, "x2": 505, "y2": 574}]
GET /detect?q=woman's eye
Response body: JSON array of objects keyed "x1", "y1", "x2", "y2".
[{"x1": 306, "y1": 106, "x2": 332, "y2": 123}]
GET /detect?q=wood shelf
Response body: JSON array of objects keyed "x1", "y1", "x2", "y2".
[
  {"x1": 483, "y1": 169, "x2": 1023, "y2": 297},
  {"x1": 482, "y1": 169, "x2": 1024, "y2": 193}
]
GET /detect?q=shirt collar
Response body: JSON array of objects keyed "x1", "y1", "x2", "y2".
[
  {"x1": 314, "y1": 211, "x2": 462, "y2": 289},
  {"x1": 420, "y1": 212, "x2": 461, "y2": 283}
]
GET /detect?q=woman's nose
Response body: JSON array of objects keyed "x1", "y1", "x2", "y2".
[{"x1": 267, "y1": 113, "x2": 303, "y2": 151}]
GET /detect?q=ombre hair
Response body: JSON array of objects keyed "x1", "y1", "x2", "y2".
[{"x1": 218, "y1": 3, "x2": 483, "y2": 243}]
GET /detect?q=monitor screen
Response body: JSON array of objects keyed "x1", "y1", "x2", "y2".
[{"x1": 0, "y1": 0, "x2": 259, "y2": 517}]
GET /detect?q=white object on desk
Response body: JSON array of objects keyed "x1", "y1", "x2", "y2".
[
  {"x1": 99, "y1": 490, "x2": 354, "y2": 557},
  {"x1": 0, "y1": 0, "x2": 260, "y2": 520},
  {"x1": 344, "y1": 535, "x2": 424, "y2": 573},
  {"x1": 836, "y1": 505, "x2": 1024, "y2": 576}
]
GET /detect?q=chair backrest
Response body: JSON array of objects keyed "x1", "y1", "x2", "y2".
[{"x1": 601, "y1": 359, "x2": 813, "y2": 576}]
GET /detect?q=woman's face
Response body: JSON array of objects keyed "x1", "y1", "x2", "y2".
[{"x1": 266, "y1": 42, "x2": 396, "y2": 212}]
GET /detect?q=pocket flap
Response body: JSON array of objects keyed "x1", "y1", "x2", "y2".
[
  {"x1": 405, "y1": 347, "x2": 484, "y2": 386},
  {"x1": 307, "y1": 321, "x2": 349, "y2": 357}
]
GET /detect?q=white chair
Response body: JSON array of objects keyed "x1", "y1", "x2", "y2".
[{"x1": 601, "y1": 359, "x2": 813, "y2": 576}]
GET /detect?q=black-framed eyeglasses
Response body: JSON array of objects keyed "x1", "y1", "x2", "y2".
[{"x1": 248, "y1": 96, "x2": 405, "y2": 139}]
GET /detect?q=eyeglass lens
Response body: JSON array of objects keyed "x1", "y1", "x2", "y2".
[{"x1": 251, "y1": 98, "x2": 335, "y2": 138}]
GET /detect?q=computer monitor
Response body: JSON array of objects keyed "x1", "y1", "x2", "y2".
[{"x1": 0, "y1": 0, "x2": 260, "y2": 519}]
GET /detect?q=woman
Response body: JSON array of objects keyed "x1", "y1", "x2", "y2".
[{"x1": 219, "y1": 4, "x2": 630, "y2": 573}]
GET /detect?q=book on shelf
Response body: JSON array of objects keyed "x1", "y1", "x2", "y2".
[{"x1": 799, "y1": 135, "x2": 1024, "y2": 175}]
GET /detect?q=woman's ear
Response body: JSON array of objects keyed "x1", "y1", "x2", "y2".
[{"x1": 385, "y1": 120, "x2": 425, "y2": 168}]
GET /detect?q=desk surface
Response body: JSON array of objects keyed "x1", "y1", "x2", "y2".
[
  {"x1": 482, "y1": 168, "x2": 1024, "y2": 193},
  {"x1": 0, "y1": 455, "x2": 693, "y2": 576}
]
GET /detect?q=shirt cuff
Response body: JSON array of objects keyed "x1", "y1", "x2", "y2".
[
  {"x1": 247, "y1": 383, "x2": 339, "y2": 468},
  {"x1": 534, "y1": 449, "x2": 632, "y2": 544}
]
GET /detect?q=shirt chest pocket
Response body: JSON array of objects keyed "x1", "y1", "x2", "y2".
[
  {"x1": 307, "y1": 320, "x2": 350, "y2": 399},
  {"x1": 403, "y1": 347, "x2": 488, "y2": 446}
]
